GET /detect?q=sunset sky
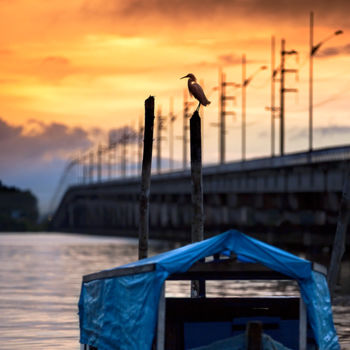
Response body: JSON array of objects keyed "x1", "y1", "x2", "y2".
[{"x1": 1, "y1": 0, "x2": 349, "y2": 214}]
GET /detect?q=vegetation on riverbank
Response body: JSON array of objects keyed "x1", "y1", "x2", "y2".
[{"x1": 0, "y1": 180, "x2": 41, "y2": 231}]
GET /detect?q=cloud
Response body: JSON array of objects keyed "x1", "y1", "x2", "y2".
[
  {"x1": 108, "y1": 126, "x2": 138, "y2": 145},
  {"x1": 0, "y1": 118, "x2": 98, "y2": 213},
  {"x1": 42, "y1": 56, "x2": 71, "y2": 67},
  {"x1": 0, "y1": 49, "x2": 12, "y2": 55},
  {"x1": 0, "y1": 118, "x2": 93, "y2": 170},
  {"x1": 316, "y1": 125, "x2": 350, "y2": 136},
  {"x1": 218, "y1": 54, "x2": 242, "y2": 66},
  {"x1": 197, "y1": 53, "x2": 263, "y2": 68},
  {"x1": 38, "y1": 55, "x2": 74, "y2": 82},
  {"x1": 0, "y1": 119, "x2": 143, "y2": 213},
  {"x1": 316, "y1": 43, "x2": 350, "y2": 58},
  {"x1": 81, "y1": 0, "x2": 350, "y2": 30},
  {"x1": 32, "y1": 54, "x2": 155, "y2": 84},
  {"x1": 289, "y1": 124, "x2": 350, "y2": 141}
]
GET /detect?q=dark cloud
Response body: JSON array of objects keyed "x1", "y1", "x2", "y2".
[
  {"x1": 39, "y1": 55, "x2": 74, "y2": 82},
  {"x1": 42, "y1": 56, "x2": 70, "y2": 66},
  {"x1": 81, "y1": 0, "x2": 350, "y2": 28},
  {"x1": 0, "y1": 119, "x2": 21, "y2": 141},
  {"x1": 109, "y1": 126, "x2": 138, "y2": 145},
  {"x1": 289, "y1": 125, "x2": 350, "y2": 141},
  {"x1": 218, "y1": 54, "x2": 242, "y2": 66},
  {"x1": 0, "y1": 119, "x2": 143, "y2": 212},
  {"x1": 0, "y1": 49, "x2": 12, "y2": 55},
  {"x1": 198, "y1": 53, "x2": 262, "y2": 68},
  {"x1": 316, "y1": 43, "x2": 350, "y2": 58},
  {"x1": 0, "y1": 118, "x2": 97, "y2": 213},
  {"x1": 317, "y1": 125, "x2": 350, "y2": 136},
  {"x1": 35, "y1": 55, "x2": 154, "y2": 82},
  {"x1": 0, "y1": 118, "x2": 93, "y2": 170},
  {"x1": 90, "y1": 127, "x2": 105, "y2": 137}
]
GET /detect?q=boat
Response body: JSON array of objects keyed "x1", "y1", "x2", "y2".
[{"x1": 78, "y1": 229, "x2": 340, "y2": 350}]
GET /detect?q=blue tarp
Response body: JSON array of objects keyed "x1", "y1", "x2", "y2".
[{"x1": 79, "y1": 229, "x2": 340, "y2": 350}]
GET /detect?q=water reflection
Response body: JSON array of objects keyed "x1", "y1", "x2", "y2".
[{"x1": 0, "y1": 233, "x2": 349, "y2": 349}]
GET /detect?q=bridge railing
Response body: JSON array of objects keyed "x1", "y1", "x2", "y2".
[{"x1": 49, "y1": 145, "x2": 350, "y2": 215}]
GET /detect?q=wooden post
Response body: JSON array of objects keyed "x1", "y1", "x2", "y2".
[
  {"x1": 328, "y1": 166, "x2": 350, "y2": 297},
  {"x1": 156, "y1": 284, "x2": 166, "y2": 350},
  {"x1": 190, "y1": 110, "x2": 204, "y2": 297},
  {"x1": 97, "y1": 144, "x2": 102, "y2": 182},
  {"x1": 280, "y1": 39, "x2": 285, "y2": 156},
  {"x1": 299, "y1": 298, "x2": 307, "y2": 350},
  {"x1": 138, "y1": 96, "x2": 155, "y2": 260},
  {"x1": 246, "y1": 321, "x2": 262, "y2": 350},
  {"x1": 190, "y1": 110, "x2": 204, "y2": 242}
]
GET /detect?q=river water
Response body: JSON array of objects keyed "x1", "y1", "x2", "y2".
[{"x1": 0, "y1": 233, "x2": 349, "y2": 349}]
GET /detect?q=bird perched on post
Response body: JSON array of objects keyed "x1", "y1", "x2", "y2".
[{"x1": 181, "y1": 73, "x2": 211, "y2": 111}]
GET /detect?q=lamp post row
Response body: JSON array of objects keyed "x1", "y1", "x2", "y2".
[
  {"x1": 73, "y1": 11, "x2": 343, "y2": 182},
  {"x1": 224, "y1": 11, "x2": 343, "y2": 161}
]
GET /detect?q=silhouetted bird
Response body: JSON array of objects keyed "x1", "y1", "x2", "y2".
[{"x1": 181, "y1": 73, "x2": 211, "y2": 111}]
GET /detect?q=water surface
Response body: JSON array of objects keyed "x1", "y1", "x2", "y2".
[{"x1": 0, "y1": 233, "x2": 348, "y2": 349}]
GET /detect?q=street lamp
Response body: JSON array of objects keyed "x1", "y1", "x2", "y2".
[
  {"x1": 241, "y1": 54, "x2": 267, "y2": 161},
  {"x1": 212, "y1": 73, "x2": 239, "y2": 164},
  {"x1": 309, "y1": 11, "x2": 343, "y2": 153},
  {"x1": 168, "y1": 97, "x2": 176, "y2": 171}
]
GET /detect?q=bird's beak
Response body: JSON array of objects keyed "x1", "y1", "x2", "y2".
[{"x1": 180, "y1": 75, "x2": 188, "y2": 79}]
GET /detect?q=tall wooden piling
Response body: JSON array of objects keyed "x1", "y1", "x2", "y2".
[
  {"x1": 246, "y1": 321, "x2": 262, "y2": 350},
  {"x1": 138, "y1": 96, "x2": 155, "y2": 260},
  {"x1": 190, "y1": 110, "x2": 204, "y2": 297},
  {"x1": 328, "y1": 166, "x2": 350, "y2": 297},
  {"x1": 190, "y1": 110, "x2": 204, "y2": 242}
]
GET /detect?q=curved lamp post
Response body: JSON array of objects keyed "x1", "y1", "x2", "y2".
[
  {"x1": 309, "y1": 11, "x2": 343, "y2": 153},
  {"x1": 241, "y1": 55, "x2": 267, "y2": 161}
]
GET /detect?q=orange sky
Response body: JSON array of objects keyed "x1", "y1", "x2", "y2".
[{"x1": 1, "y1": 0, "x2": 350, "y2": 163}]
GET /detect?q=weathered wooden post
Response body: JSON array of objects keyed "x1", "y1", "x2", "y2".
[
  {"x1": 190, "y1": 110, "x2": 204, "y2": 241},
  {"x1": 328, "y1": 166, "x2": 350, "y2": 297},
  {"x1": 246, "y1": 321, "x2": 262, "y2": 350},
  {"x1": 138, "y1": 96, "x2": 155, "y2": 260},
  {"x1": 190, "y1": 110, "x2": 204, "y2": 297}
]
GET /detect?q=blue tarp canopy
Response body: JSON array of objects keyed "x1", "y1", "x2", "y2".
[{"x1": 79, "y1": 229, "x2": 339, "y2": 350}]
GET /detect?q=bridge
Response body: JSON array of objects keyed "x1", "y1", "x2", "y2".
[{"x1": 50, "y1": 145, "x2": 350, "y2": 252}]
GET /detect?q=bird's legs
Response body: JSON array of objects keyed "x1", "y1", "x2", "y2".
[{"x1": 196, "y1": 102, "x2": 201, "y2": 112}]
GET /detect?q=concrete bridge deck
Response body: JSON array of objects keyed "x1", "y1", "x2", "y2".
[{"x1": 51, "y1": 145, "x2": 350, "y2": 252}]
